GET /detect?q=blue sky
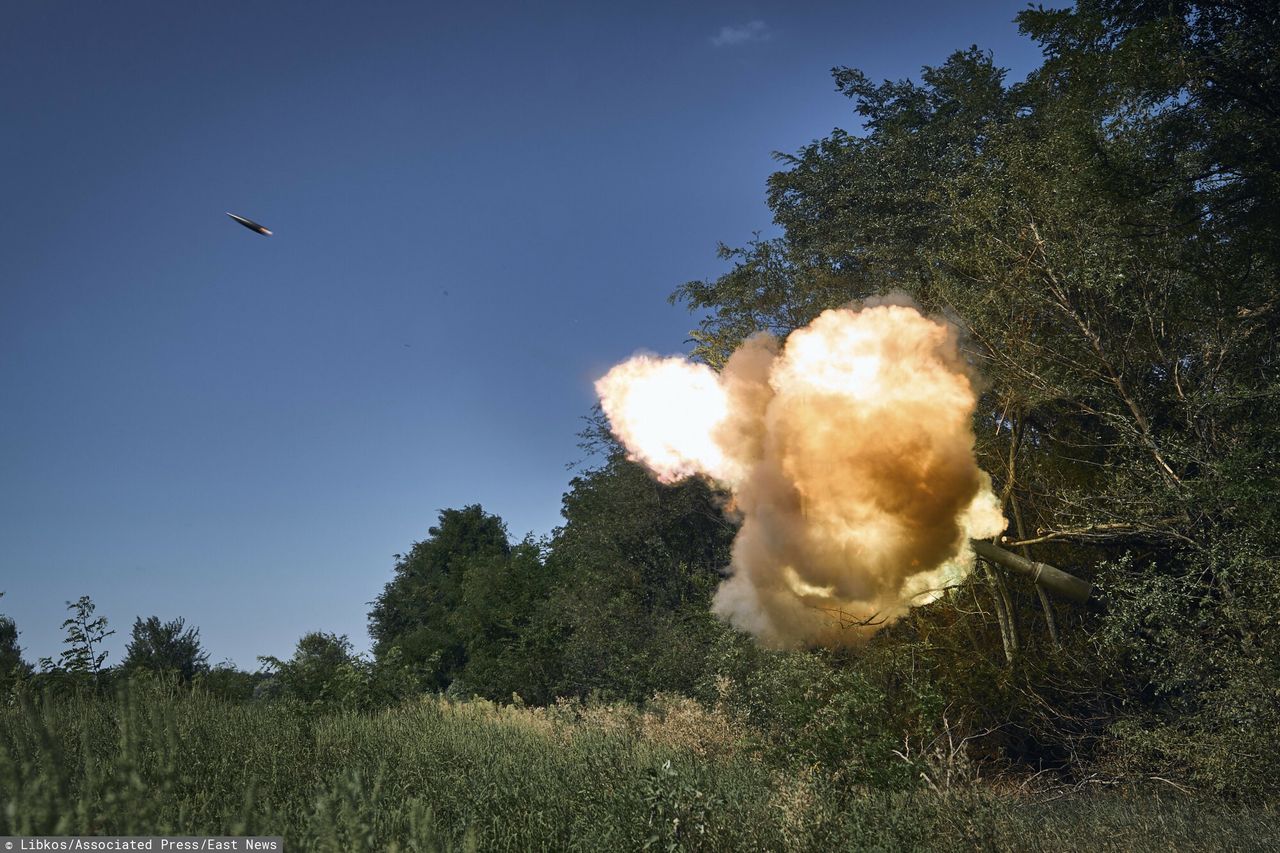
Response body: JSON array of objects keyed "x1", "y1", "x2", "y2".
[{"x1": 1, "y1": 1, "x2": 1046, "y2": 668}]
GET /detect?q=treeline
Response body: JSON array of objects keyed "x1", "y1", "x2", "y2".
[
  {"x1": 3, "y1": 0, "x2": 1278, "y2": 802},
  {"x1": 0, "y1": 459, "x2": 740, "y2": 713},
  {"x1": 0, "y1": 593, "x2": 262, "y2": 701}
]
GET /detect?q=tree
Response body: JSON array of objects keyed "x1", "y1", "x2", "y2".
[
  {"x1": 122, "y1": 616, "x2": 210, "y2": 683},
  {"x1": 0, "y1": 593, "x2": 33, "y2": 690},
  {"x1": 195, "y1": 660, "x2": 265, "y2": 702},
  {"x1": 57, "y1": 595, "x2": 114, "y2": 681},
  {"x1": 368, "y1": 505, "x2": 513, "y2": 691},
  {"x1": 258, "y1": 632, "x2": 361, "y2": 706},
  {"x1": 537, "y1": 419, "x2": 738, "y2": 702},
  {"x1": 669, "y1": 1, "x2": 1278, "y2": 789},
  {"x1": 452, "y1": 539, "x2": 562, "y2": 703}
]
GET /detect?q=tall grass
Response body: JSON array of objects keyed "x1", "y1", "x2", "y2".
[{"x1": 1, "y1": 684, "x2": 1275, "y2": 851}]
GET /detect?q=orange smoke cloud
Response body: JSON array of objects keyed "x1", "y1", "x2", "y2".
[{"x1": 595, "y1": 299, "x2": 1005, "y2": 648}]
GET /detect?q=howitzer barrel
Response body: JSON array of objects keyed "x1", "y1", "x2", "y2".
[{"x1": 970, "y1": 539, "x2": 1093, "y2": 603}]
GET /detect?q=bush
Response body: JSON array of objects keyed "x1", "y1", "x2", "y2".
[
  {"x1": 1092, "y1": 537, "x2": 1280, "y2": 799},
  {"x1": 699, "y1": 634, "x2": 929, "y2": 789}
]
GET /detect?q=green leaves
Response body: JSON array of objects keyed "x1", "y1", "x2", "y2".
[
  {"x1": 123, "y1": 616, "x2": 210, "y2": 684},
  {"x1": 368, "y1": 506, "x2": 514, "y2": 693},
  {"x1": 0, "y1": 593, "x2": 33, "y2": 692},
  {"x1": 258, "y1": 632, "x2": 364, "y2": 710},
  {"x1": 664, "y1": 0, "x2": 1280, "y2": 786},
  {"x1": 57, "y1": 596, "x2": 114, "y2": 680}
]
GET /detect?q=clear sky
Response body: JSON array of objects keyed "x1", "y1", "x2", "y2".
[{"x1": 1, "y1": 0, "x2": 1046, "y2": 668}]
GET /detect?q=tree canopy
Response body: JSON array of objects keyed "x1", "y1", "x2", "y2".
[
  {"x1": 368, "y1": 505, "x2": 515, "y2": 692},
  {"x1": 0, "y1": 593, "x2": 33, "y2": 691},
  {"x1": 669, "y1": 0, "x2": 1279, "y2": 790},
  {"x1": 122, "y1": 616, "x2": 210, "y2": 683}
]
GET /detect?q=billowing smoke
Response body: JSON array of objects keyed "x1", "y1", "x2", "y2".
[{"x1": 595, "y1": 299, "x2": 1006, "y2": 648}]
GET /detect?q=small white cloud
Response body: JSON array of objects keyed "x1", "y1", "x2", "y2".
[{"x1": 710, "y1": 20, "x2": 772, "y2": 48}]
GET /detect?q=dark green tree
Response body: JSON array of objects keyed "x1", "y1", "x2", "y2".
[
  {"x1": 537, "y1": 419, "x2": 738, "y2": 702},
  {"x1": 0, "y1": 593, "x2": 33, "y2": 691},
  {"x1": 195, "y1": 660, "x2": 265, "y2": 702},
  {"x1": 258, "y1": 632, "x2": 361, "y2": 706},
  {"x1": 122, "y1": 616, "x2": 210, "y2": 683},
  {"x1": 451, "y1": 540, "x2": 552, "y2": 702},
  {"x1": 368, "y1": 505, "x2": 512, "y2": 692}
]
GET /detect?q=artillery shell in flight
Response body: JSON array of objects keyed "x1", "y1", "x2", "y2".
[{"x1": 226, "y1": 212, "x2": 273, "y2": 236}]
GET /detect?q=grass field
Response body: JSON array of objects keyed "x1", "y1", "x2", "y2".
[{"x1": 2, "y1": 685, "x2": 1276, "y2": 852}]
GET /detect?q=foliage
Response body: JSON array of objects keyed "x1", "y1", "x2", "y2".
[
  {"x1": 259, "y1": 632, "x2": 363, "y2": 709},
  {"x1": 640, "y1": 759, "x2": 722, "y2": 852},
  {"x1": 669, "y1": 0, "x2": 1279, "y2": 792},
  {"x1": 362, "y1": 429, "x2": 737, "y2": 707},
  {"x1": 0, "y1": 593, "x2": 33, "y2": 696},
  {"x1": 2, "y1": 685, "x2": 1277, "y2": 851},
  {"x1": 122, "y1": 616, "x2": 210, "y2": 684},
  {"x1": 1092, "y1": 533, "x2": 1280, "y2": 797},
  {"x1": 450, "y1": 540, "x2": 562, "y2": 704},
  {"x1": 257, "y1": 632, "x2": 423, "y2": 714},
  {"x1": 50, "y1": 596, "x2": 114, "y2": 682},
  {"x1": 194, "y1": 661, "x2": 268, "y2": 703},
  {"x1": 368, "y1": 505, "x2": 513, "y2": 692},
  {"x1": 697, "y1": 635, "x2": 930, "y2": 790},
  {"x1": 538, "y1": 423, "x2": 736, "y2": 704}
]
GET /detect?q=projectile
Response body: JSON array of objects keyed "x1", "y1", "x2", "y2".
[{"x1": 226, "y1": 212, "x2": 273, "y2": 236}]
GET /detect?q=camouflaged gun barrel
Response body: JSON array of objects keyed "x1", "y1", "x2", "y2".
[{"x1": 970, "y1": 539, "x2": 1093, "y2": 603}]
